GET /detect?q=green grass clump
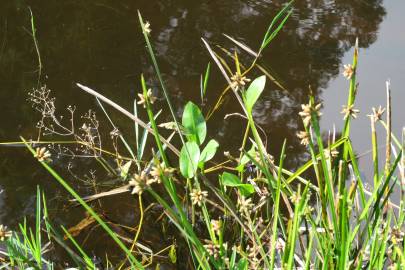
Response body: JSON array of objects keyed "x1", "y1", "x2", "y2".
[{"x1": 1, "y1": 1, "x2": 404, "y2": 269}]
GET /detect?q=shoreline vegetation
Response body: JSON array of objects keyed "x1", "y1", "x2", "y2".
[{"x1": 1, "y1": 2, "x2": 404, "y2": 269}]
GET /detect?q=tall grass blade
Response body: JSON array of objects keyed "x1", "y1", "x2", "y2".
[
  {"x1": 223, "y1": 34, "x2": 258, "y2": 57},
  {"x1": 137, "y1": 11, "x2": 187, "y2": 148},
  {"x1": 21, "y1": 137, "x2": 144, "y2": 269}
]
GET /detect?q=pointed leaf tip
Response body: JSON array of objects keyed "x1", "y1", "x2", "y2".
[{"x1": 245, "y1": 75, "x2": 266, "y2": 112}]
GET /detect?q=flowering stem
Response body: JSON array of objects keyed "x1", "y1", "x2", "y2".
[
  {"x1": 342, "y1": 39, "x2": 359, "y2": 141},
  {"x1": 308, "y1": 97, "x2": 338, "y2": 233}
]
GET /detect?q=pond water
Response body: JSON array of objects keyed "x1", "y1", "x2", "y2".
[{"x1": 0, "y1": 0, "x2": 403, "y2": 266}]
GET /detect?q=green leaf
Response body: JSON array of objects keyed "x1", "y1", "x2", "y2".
[
  {"x1": 201, "y1": 62, "x2": 211, "y2": 100},
  {"x1": 236, "y1": 258, "x2": 248, "y2": 270},
  {"x1": 120, "y1": 160, "x2": 132, "y2": 180},
  {"x1": 245, "y1": 76, "x2": 266, "y2": 112},
  {"x1": 199, "y1": 139, "x2": 219, "y2": 164},
  {"x1": 169, "y1": 245, "x2": 177, "y2": 264},
  {"x1": 237, "y1": 145, "x2": 257, "y2": 172},
  {"x1": 179, "y1": 141, "x2": 200, "y2": 178},
  {"x1": 221, "y1": 172, "x2": 255, "y2": 197},
  {"x1": 182, "y1": 102, "x2": 206, "y2": 145}
]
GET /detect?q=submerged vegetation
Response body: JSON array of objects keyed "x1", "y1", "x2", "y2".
[{"x1": 1, "y1": 2, "x2": 404, "y2": 269}]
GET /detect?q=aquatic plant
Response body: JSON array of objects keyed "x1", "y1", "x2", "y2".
[{"x1": 1, "y1": 1, "x2": 404, "y2": 269}]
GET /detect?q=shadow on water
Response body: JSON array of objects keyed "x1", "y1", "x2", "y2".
[{"x1": 0, "y1": 0, "x2": 387, "y2": 266}]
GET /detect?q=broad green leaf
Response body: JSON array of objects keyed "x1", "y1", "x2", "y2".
[
  {"x1": 245, "y1": 76, "x2": 266, "y2": 112},
  {"x1": 179, "y1": 141, "x2": 200, "y2": 178},
  {"x1": 182, "y1": 102, "x2": 206, "y2": 145},
  {"x1": 221, "y1": 172, "x2": 255, "y2": 197},
  {"x1": 199, "y1": 139, "x2": 219, "y2": 164}
]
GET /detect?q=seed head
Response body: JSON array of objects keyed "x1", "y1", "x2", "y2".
[
  {"x1": 296, "y1": 130, "x2": 310, "y2": 146},
  {"x1": 144, "y1": 21, "x2": 151, "y2": 35},
  {"x1": 190, "y1": 189, "x2": 208, "y2": 206},
  {"x1": 237, "y1": 196, "x2": 253, "y2": 214},
  {"x1": 368, "y1": 106, "x2": 385, "y2": 122},
  {"x1": 390, "y1": 226, "x2": 404, "y2": 245},
  {"x1": 289, "y1": 192, "x2": 301, "y2": 204},
  {"x1": 34, "y1": 147, "x2": 52, "y2": 162},
  {"x1": 0, "y1": 225, "x2": 12, "y2": 241},
  {"x1": 230, "y1": 73, "x2": 250, "y2": 91},
  {"x1": 150, "y1": 163, "x2": 175, "y2": 182},
  {"x1": 299, "y1": 103, "x2": 322, "y2": 127},
  {"x1": 137, "y1": 89, "x2": 157, "y2": 108},
  {"x1": 246, "y1": 245, "x2": 260, "y2": 269},
  {"x1": 343, "y1": 64, "x2": 354, "y2": 80},
  {"x1": 324, "y1": 148, "x2": 339, "y2": 159},
  {"x1": 158, "y1": 121, "x2": 177, "y2": 130},
  {"x1": 129, "y1": 171, "x2": 158, "y2": 195},
  {"x1": 341, "y1": 104, "x2": 360, "y2": 120},
  {"x1": 304, "y1": 206, "x2": 314, "y2": 216},
  {"x1": 211, "y1": 219, "x2": 221, "y2": 235},
  {"x1": 203, "y1": 240, "x2": 220, "y2": 259}
]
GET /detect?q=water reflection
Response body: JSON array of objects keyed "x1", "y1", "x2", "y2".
[{"x1": 0, "y1": 0, "x2": 387, "y2": 264}]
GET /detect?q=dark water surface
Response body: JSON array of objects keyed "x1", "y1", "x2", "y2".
[{"x1": 0, "y1": 0, "x2": 403, "y2": 266}]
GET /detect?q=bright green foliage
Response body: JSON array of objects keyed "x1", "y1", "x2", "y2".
[
  {"x1": 221, "y1": 172, "x2": 255, "y2": 197},
  {"x1": 169, "y1": 244, "x2": 177, "y2": 264},
  {"x1": 199, "y1": 139, "x2": 219, "y2": 165},
  {"x1": 3, "y1": 3, "x2": 404, "y2": 270},
  {"x1": 182, "y1": 101, "x2": 207, "y2": 145},
  {"x1": 180, "y1": 141, "x2": 200, "y2": 178},
  {"x1": 244, "y1": 75, "x2": 266, "y2": 113}
]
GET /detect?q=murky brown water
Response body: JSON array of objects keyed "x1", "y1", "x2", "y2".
[{"x1": 0, "y1": 0, "x2": 403, "y2": 267}]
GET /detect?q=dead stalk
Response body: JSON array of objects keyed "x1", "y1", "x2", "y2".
[{"x1": 76, "y1": 83, "x2": 180, "y2": 156}]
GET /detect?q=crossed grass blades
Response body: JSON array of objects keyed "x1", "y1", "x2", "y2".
[{"x1": 1, "y1": 1, "x2": 404, "y2": 269}]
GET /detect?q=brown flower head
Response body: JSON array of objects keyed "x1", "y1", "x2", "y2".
[
  {"x1": 0, "y1": 224, "x2": 12, "y2": 241},
  {"x1": 150, "y1": 163, "x2": 175, "y2": 182},
  {"x1": 237, "y1": 196, "x2": 253, "y2": 214},
  {"x1": 368, "y1": 106, "x2": 385, "y2": 122},
  {"x1": 203, "y1": 240, "x2": 220, "y2": 259},
  {"x1": 230, "y1": 73, "x2": 250, "y2": 91},
  {"x1": 190, "y1": 188, "x2": 208, "y2": 206},
  {"x1": 341, "y1": 104, "x2": 360, "y2": 120},
  {"x1": 296, "y1": 130, "x2": 310, "y2": 146},
  {"x1": 34, "y1": 147, "x2": 52, "y2": 162},
  {"x1": 129, "y1": 170, "x2": 158, "y2": 195},
  {"x1": 343, "y1": 64, "x2": 354, "y2": 80},
  {"x1": 299, "y1": 103, "x2": 322, "y2": 126},
  {"x1": 137, "y1": 89, "x2": 157, "y2": 108}
]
